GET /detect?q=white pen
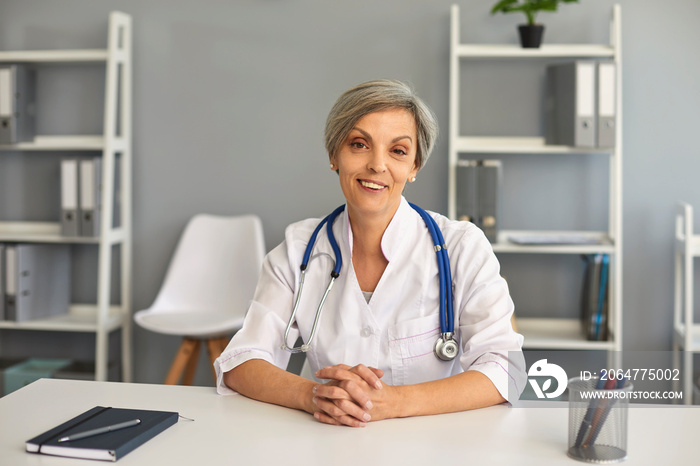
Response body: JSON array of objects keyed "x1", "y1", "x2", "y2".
[{"x1": 58, "y1": 419, "x2": 141, "y2": 443}]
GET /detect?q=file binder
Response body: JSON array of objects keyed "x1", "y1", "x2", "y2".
[
  {"x1": 455, "y1": 159, "x2": 501, "y2": 242},
  {"x1": 4, "y1": 244, "x2": 70, "y2": 322},
  {"x1": 80, "y1": 158, "x2": 102, "y2": 237},
  {"x1": 60, "y1": 159, "x2": 80, "y2": 237},
  {"x1": 593, "y1": 254, "x2": 610, "y2": 341},
  {"x1": 4, "y1": 245, "x2": 16, "y2": 321},
  {"x1": 26, "y1": 406, "x2": 179, "y2": 461},
  {"x1": 477, "y1": 160, "x2": 501, "y2": 243},
  {"x1": 456, "y1": 160, "x2": 478, "y2": 223},
  {"x1": 0, "y1": 244, "x2": 5, "y2": 320},
  {"x1": 0, "y1": 64, "x2": 36, "y2": 144},
  {"x1": 113, "y1": 154, "x2": 122, "y2": 228},
  {"x1": 580, "y1": 254, "x2": 609, "y2": 341},
  {"x1": 545, "y1": 61, "x2": 597, "y2": 148},
  {"x1": 596, "y1": 61, "x2": 616, "y2": 148}
]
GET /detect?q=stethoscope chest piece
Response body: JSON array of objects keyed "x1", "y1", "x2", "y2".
[{"x1": 434, "y1": 333, "x2": 459, "y2": 361}]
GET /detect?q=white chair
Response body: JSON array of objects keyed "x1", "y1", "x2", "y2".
[{"x1": 134, "y1": 214, "x2": 265, "y2": 385}]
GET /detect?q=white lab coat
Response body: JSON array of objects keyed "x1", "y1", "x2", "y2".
[{"x1": 214, "y1": 197, "x2": 526, "y2": 401}]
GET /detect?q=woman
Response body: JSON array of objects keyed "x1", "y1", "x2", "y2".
[{"x1": 215, "y1": 80, "x2": 525, "y2": 427}]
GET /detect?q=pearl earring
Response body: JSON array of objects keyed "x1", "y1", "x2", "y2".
[
  {"x1": 330, "y1": 163, "x2": 335, "y2": 170},
  {"x1": 410, "y1": 176, "x2": 416, "y2": 182}
]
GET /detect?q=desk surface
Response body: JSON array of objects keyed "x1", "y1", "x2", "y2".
[{"x1": 0, "y1": 379, "x2": 698, "y2": 465}]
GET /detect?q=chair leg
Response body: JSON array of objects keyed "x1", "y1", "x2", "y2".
[
  {"x1": 218, "y1": 336, "x2": 230, "y2": 355},
  {"x1": 165, "y1": 338, "x2": 201, "y2": 385},
  {"x1": 182, "y1": 339, "x2": 202, "y2": 386}
]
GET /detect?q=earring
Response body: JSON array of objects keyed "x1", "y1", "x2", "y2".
[
  {"x1": 330, "y1": 163, "x2": 335, "y2": 170},
  {"x1": 409, "y1": 176, "x2": 416, "y2": 182}
]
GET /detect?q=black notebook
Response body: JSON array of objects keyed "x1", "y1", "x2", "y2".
[{"x1": 26, "y1": 406, "x2": 178, "y2": 462}]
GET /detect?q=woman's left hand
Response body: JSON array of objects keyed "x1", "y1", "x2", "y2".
[{"x1": 313, "y1": 364, "x2": 398, "y2": 426}]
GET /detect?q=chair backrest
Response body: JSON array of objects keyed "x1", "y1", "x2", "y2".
[{"x1": 149, "y1": 214, "x2": 266, "y2": 316}]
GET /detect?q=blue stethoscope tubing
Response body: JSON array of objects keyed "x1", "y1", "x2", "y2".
[
  {"x1": 282, "y1": 203, "x2": 459, "y2": 361},
  {"x1": 409, "y1": 202, "x2": 454, "y2": 336}
]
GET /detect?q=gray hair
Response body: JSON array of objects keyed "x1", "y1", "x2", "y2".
[{"x1": 324, "y1": 80, "x2": 439, "y2": 170}]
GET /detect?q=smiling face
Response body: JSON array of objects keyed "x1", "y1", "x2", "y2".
[{"x1": 330, "y1": 108, "x2": 419, "y2": 225}]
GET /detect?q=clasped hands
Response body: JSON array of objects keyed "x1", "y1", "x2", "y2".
[{"x1": 311, "y1": 364, "x2": 394, "y2": 428}]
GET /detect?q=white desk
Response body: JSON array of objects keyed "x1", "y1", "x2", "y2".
[{"x1": 0, "y1": 379, "x2": 698, "y2": 465}]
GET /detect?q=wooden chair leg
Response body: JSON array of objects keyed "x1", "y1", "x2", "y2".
[
  {"x1": 218, "y1": 336, "x2": 229, "y2": 355},
  {"x1": 206, "y1": 338, "x2": 222, "y2": 383},
  {"x1": 181, "y1": 339, "x2": 202, "y2": 386},
  {"x1": 165, "y1": 338, "x2": 200, "y2": 385}
]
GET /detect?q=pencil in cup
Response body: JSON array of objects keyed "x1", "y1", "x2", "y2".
[{"x1": 583, "y1": 377, "x2": 629, "y2": 447}]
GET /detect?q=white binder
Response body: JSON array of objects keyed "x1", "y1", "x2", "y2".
[
  {"x1": 0, "y1": 68, "x2": 11, "y2": 118},
  {"x1": 4, "y1": 244, "x2": 70, "y2": 322},
  {"x1": 79, "y1": 158, "x2": 102, "y2": 237},
  {"x1": 596, "y1": 61, "x2": 616, "y2": 148},
  {"x1": 545, "y1": 61, "x2": 597, "y2": 148},
  {"x1": 60, "y1": 159, "x2": 80, "y2": 236},
  {"x1": 0, "y1": 65, "x2": 36, "y2": 144}
]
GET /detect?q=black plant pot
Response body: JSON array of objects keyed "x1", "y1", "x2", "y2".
[{"x1": 518, "y1": 24, "x2": 545, "y2": 48}]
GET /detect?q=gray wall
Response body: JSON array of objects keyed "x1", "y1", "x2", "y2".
[{"x1": 1, "y1": 0, "x2": 699, "y2": 386}]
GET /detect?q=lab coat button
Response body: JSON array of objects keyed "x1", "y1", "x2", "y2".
[{"x1": 360, "y1": 327, "x2": 373, "y2": 338}]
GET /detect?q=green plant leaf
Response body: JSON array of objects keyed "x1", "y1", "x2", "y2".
[
  {"x1": 490, "y1": 0, "x2": 579, "y2": 24},
  {"x1": 490, "y1": 0, "x2": 518, "y2": 15}
]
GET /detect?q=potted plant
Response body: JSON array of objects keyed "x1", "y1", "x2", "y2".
[{"x1": 490, "y1": 0, "x2": 579, "y2": 48}]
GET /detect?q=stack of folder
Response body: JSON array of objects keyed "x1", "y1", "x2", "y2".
[
  {"x1": 545, "y1": 60, "x2": 616, "y2": 148},
  {"x1": 0, "y1": 243, "x2": 70, "y2": 322},
  {"x1": 580, "y1": 253, "x2": 609, "y2": 341},
  {"x1": 60, "y1": 157, "x2": 103, "y2": 237},
  {"x1": 456, "y1": 159, "x2": 501, "y2": 242}
]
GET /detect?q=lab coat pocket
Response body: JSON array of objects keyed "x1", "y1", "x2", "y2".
[{"x1": 388, "y1": 315, "x2": 444, "y2": 386}]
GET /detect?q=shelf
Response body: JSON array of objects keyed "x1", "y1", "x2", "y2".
[
  {"x1": 491, "y1": 230, "x2": 615, "y2": 254},
  {"x1": 454, "y1": 137, "x2": 612, "y2": 155},
  {"x1": 0, "y1": 49, "x2": 108, "y2": 63},
  {"x1": 455, "y1": 44, "x2": 615, "y2": 59},
  {"x1": 0, "y1": 222, "x2": 125, "y2": 244},
  {"x1": 449, "y1": 4, "x2": 622, "y2": 355},
  {"x1": 517, "y1": 318, "x2": 615, "y2": 350},
  {"x1": 0, "y1": 135, "x2": 107, "y2": 151},
  {"x1": 674, "y1": 324, "x2": 700, "y2": 352},
  {"x1": 0, "y1": 222, "x2": 102, "y2": 243},
  {"x1": 0, "y1": 11, "x2": 133, "y2": 383},
  {"x1": 0, "y1": 305, "x2": 126, "y2": 332},
  {"x1": 676, "y1": 235, "x2": 700, "y2": 257}
]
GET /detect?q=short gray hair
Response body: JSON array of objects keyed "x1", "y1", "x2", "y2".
[{"x1": 324, "y1": 80, "x2": 438, "y2": 170}]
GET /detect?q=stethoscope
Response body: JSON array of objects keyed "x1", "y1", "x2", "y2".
[{"x1": 281, "y1": 203, "x2": 459, "y2": 362}]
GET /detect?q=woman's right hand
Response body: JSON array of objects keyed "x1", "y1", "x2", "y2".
[{"x1": 310, "y1": 364, "x2": 384, "y2": 427}]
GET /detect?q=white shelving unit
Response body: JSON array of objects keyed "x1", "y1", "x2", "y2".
[
  {"x1": 0, "y1": 12, "x2": 132, "y2": 382},
  {"x1": 673, "y1": 202, "x2": 700, "y2": 403},
  {"x1": 448, "y1": 5, "x2": 622, "y2": 352}
]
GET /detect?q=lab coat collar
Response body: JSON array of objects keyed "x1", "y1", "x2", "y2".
[{"x1": 343, "y1": 196, "x2": 414, "y2": 263}]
